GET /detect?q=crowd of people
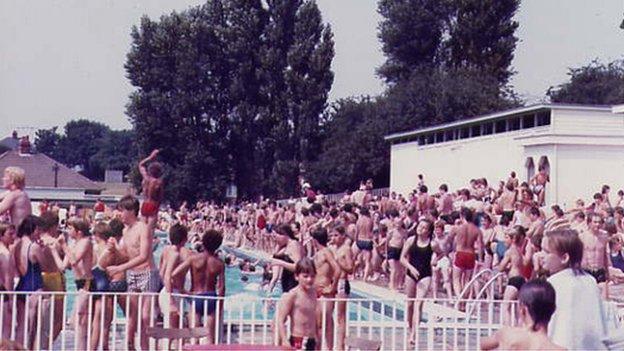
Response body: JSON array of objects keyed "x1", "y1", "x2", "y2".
[{"x1": 0, "y1": 146, "x2": 622, "y2": 349}]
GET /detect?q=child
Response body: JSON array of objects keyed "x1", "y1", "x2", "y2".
[
  {"x1": 159, "y1": 224, "x2": 190, "y2": 330},
  {"x1": 139, "y1": 149, "x2": 164, "y2": 230},
  {"x1": 277, "y1": 258, "x2": 318, "y2": 350},
  {"x1": 172, "y1": 229, "x2": 225, "y2": 344},
  {"x1": 481, "y1": 279, "x2": 564, "y2": 350}
]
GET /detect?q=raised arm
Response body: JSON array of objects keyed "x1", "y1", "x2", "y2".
[{"x1": 139, "y1": 149, "x2": 159, "y2": 178}]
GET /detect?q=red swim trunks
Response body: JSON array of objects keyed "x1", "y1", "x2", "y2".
[
  {"x1": 454, "y1": 251, "x2": 476, "y2": 270},
  {"x1": 140, "y1": 200, "x2": 159, "y2": 217}
]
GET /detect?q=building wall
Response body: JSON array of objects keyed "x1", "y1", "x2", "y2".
[
  {"x1": 552, "y1": 108, "x2": 624, "y2": 136},
  {"x1": 390, "y1": 126, "x2": 550, "y2": 196},
  {"x1": 554, "y1": 144, "x2": 624, "y2": 209}
]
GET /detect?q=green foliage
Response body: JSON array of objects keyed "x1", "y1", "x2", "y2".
[
  {"x1": 547, "y1": 60, "x2": 624, "y2": 105},
  {"x1": 125, "y1": 0, "x2": 334, "y2": 204},
  {"x1": 34, "y1": 121, "x2": 136, "y2": 181}
]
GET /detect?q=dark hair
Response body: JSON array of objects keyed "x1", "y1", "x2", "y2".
[
  {"x1": 300, "y1": 208, "x2": 309, "y2": 216},
  {"x1": 310, "y1": 203, "x2": 322, "y2": 215},
  {"x1": 202, "y1": 229, "x2": 223, "y2": 253},
  {"x1": 108, "y1": 218, "x2": 124, "y2": 238},
  {"x1": 529, "y1": 207, "x2": 540, "y2": 217},
  {"x1": 39, "y1": 212, "x2": 59, "y2": 231},
  {"x1": 386, "y1": 208, "x2": 399, "y2": 218},
  {"x1": 518, "y1": 279, "x2": 556, "y2": 331},
  {"x1": 360, "y1": 207, "x2": 370, "y2": 216},
  {"x1": 342, "y1": 203, "x2": 353, "y2": 213},
  {"x1": 511, "y1": 171, "x2": 516, "y2": 177},
  {"x1": 460, "y1": 207, "x2": 474, "y2": 223},
  {"x1": 311, "y1": 227, "x2": 328, "y2": 247},
  {"x1": 439, "y1": 184, "x2": 448, "y2": 192},
  {"x1": 275, "y1": 224, "x2": 295, "y2": 240},
  {"x1": 169, "y1": 224, "x2": 188, "y2": 246},
  {"x1": 18, "y1": 216, "x2": 40, "y2": 237},
  {"x1": 295, "y1": 258, "x2": 316, "y2": 276},
  {"x1": 602, "y1": 185, "x2": 610, "y2": 194},
  {"x1": 118, "y1": 195, "x2": 140, "y2": 216},
  {"x1": 332, "y1": 225, "x2": 346, "y2": 236},
  {"x1": 546, "y1": 229, "x2": 583, "y2": 273},
  {"x1": 148, "y1": 162, "x2": 163, "y2": 178},
  {"x1": 419, "y1": 185, "x2": 428, "y2": 193},
  {"x1": 329, "y1": 208, "x2": 339, "y2": 219},
  {"x1": 69, "y1": 218, "x2": 91, "y2": 237},
  {"x1": 93, "y1": 222, "x2": 110, "y2": 239},
  {"x1": 593, "y1": 193, "x2": 603, "y2": 200}
]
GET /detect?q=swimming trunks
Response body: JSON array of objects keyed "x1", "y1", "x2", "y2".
[
  {"x1": 387, "y1": 246, "x2": 402, "y2": 260},
  {"x1": 266, "y1": 224, "x2": 273, "y2": 233},
  {"x1": 190, "y1": 291, "x2": 217, "y2": 316},
  {"x1": 108, "y1": 280, "x2": 128, "y2": 293},
  {"x1": 337, "y1": 279, "x2": 350, "y2": 296},
  {"x1": 495, "y1": 240, "x2": 508, "y2": 260},
  {"x1": 584, "y1": 268, "x2": 607, "y2": 284},
  {"x1": 42, "y1": 271, "x2": 65, "y2": 301},
  {"x1": 290, "y1": 336, "x2": 316, "y2": 351},
  {"x1": 454, "y1": 251, "x2": 476, "y2": 270},
  {"x1": 406, "y1": 240, "x2": 433, "y2": 282},
  {"x1": 16, "y1": 242, "x2": 43, "y2": 294},
  {"x1": 127, "y1": 269, "x2": 161, "y2": 293},
  {"x1": 140, "y1": 200, "x2": 159, "y2": 217},
  {"x1": 92, "y1": 267, "x2": 110, "y2": 292},
  {"x1": 75, "y1": 279, "x2": 94, "y2": 292},
  {"x1": 273, "y1": 253, "x2": 298, "y2": 292},
  {"x1": 507, "y1": 276, "x2": 526, "y2": 291},
  {"x1": 356, "y1": 240, "x2": 374, "y2": 252}
]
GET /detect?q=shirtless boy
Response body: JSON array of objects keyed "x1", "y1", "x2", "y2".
[
  {"x1": 386, "y1": 209, "x2": 405, "y2": 291},
  {"x1": 159, "y1": 224, "x2": 190, "y2": 330},
  {"x1": 530, "y1": 166, "x2": 549, "y2": 206},
  {"x1": 139, "y1": 149, "x2": 164, "y2": 230},
  {"x1": 451, "y1": 208, "x2": 483, "y2": 299},
  {"x1": 431, "y1": 220, "x2": 453, "y2": 299},
  {"x1": 277, "y1": 258, "x2": 318, "y2": 351},
  {"x1": 173, "y1": 229, "x2": 225, "y2": 344},
  {"x1": 329, "y1": 225, "x2": 354, "y2": 351},
  {"x1": 481, "y1": 280, "x2": 563, "y2": 350},
  {"x1": 497, "y1": 226, "x2": 528, "y2": 325},
  {"x1": 0, "y1": 223, "x2": 15, "y2": 339},
  {"x1": 310, "y1": 228, "x2": 340, "y2": 350},
  {"x1": 353, "y1": 207, "x2": 374, "y2": 280},
  {"x1": 0, "y1": 167, "x2": 31, "y2": 227},
  {"x1": 106, "y1": 195, "x2": 160, "y2": 351},
  {"x1": 580, "y1": 214, "x2": 611, "y2": 298}
]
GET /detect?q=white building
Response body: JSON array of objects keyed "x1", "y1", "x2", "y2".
[{"x1": 386, "y1": 104, "x2": 624, "y2": 209}]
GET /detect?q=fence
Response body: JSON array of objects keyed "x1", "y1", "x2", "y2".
[{"x1": 0, "y1": 290, "x2": 621, "y2": 351}]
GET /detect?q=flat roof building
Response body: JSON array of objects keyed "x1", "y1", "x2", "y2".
[{"x1": 386, "y1": 103, "x2": 624, "y2": 208}]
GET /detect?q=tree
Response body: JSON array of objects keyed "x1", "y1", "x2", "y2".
[
  {"x1": 58, "y1": 120, "x2": 109, "y2": 179},
  {"x1": 89, "y1": 130, "x2": 138, "y2": 178},
  {"x1": 34, "y1": 127, "x2": 62, "y2": 160},
  {"x1": 547, "y1": 60, "x2": 624, "y2": 105}
]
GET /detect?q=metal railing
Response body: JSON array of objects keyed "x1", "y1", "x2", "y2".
[{"x1": 0, "y1": 290, "x2": 620, "y2": 350}]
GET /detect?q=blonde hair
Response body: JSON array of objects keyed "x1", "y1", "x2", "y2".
[{"x1": 4, "y1": 167, "x2": 25, "y2": 189}]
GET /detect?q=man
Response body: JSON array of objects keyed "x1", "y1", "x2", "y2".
[
  {"x1": 329, "y1": 225, "x2": 354, "y2": 351},
  {"x1": 417, "y1": 185, "x2": 435, "y2": 217},
  {"x1": 526, "y1": 207, "x2": 545, "y2": 238},
  {"x1": 106, "y1": 195, "x2": 159, "y2": 351},
  {"x1": 353, "y1": 207, "x2": 374, "y2": 280},
  {"x1": 437, "y1": 184, "x2": 454, "y2": 220},
  {"x1": 0, "y1": 167, "x2": 31, "y2": 227},
  {"x1": 497, "y1": 183, "x2": 517, "y2": 223},
  {"x1": 580, "y1": 214, "x2": 611, "y2": 298},
  {"x1": 451, "y1": 207, "x2": 483, "y2": 299},
  {"x1": 310, "y1": 228, "x2": 340, "y2": 350},
  {"x1": 530, "y1": 166, "x2": 549, "y2": 206}
]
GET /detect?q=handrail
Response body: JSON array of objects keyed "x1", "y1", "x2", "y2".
[
  {"x1": 465, "y1": 272, "x2": 506, "y2": 319},
  {"x1": 453, "y1": 269, "x2": 492, "y2": 311}
]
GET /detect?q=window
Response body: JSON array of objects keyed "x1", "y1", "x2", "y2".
[
  {"x1": 426, "y1": 134, "x2": 435, "y2": 144},
  {"x1": 445, "y1": 130, "x2": 455, "y2": 141},
  {"x1": 483, "y1": 123, "x2": 493, "y2": 135},
  {"x1": 471, "y1": 125, "x2": 482, "y2": 137},
  {"x1": 435, "y1": 132, "x2": 444, "y2": 143},
  {"x1": 537, "y1": 111, "x2": 551, "y2": 126},
  {"x1": 509, "y1": 117, "x2": 520, "y2": 131},
  {"x1": 495, "y1": 120, "x2": 506, "y2": 133},
  {"x1": 522, "y1": 114, "x2": 535, "y2": 129},
  {"x1": 460, "y1": 127, "x2": 470, "y2": 139}
]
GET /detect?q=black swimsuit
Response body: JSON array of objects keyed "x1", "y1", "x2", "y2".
[
  {"x1": 406, "y1": 240, "x2": 433, "y2": 282},
  {"x1": 273, "y1": 253, "x2": 298, "y2": 292}
]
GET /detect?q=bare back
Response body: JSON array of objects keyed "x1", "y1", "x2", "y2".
[{"x1": 454, "y1": 223, "x2": 481, "y2": 253}]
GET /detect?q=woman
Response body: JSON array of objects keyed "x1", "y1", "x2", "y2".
[
  {"x1": 269, "y1": 224, "x2": 305, "y2": 293},
  {"x1": 400, "y1": 218, "x2": 434, "y2": 344},
  {"x1": 542, "y1": 229, "x2": 608, "y2": 350}
]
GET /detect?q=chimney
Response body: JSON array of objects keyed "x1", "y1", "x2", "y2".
[
  {"x1": 19, "y1": 136, "x2": 31, "y2": 155},
  {"x1": 11, "y1": 131, "x2": 17, "y2": 139}
]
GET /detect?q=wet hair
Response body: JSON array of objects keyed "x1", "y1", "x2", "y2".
[
  {"x1": 311, "y1": 227, "x2": 328, "y2": 246},
  {"x1": 275, "y1": 224, "x2": 296, "y2": 240},
  {"x1": 202, "y1": 229, "x2": 223, "y2": 253},
  {"x1": 509, "y1": 225, "x2": 526, "y2": 245},
  {"x1": 117, "y1": 195, "x2": 140, "y2": 216},
  {"x1": 18, "y1": 216, "x2": 40, "y2": 237},
  {"x1": 295, "y1": 258, "x2": 316, "y2": 276},
  {"x1": 92, "y1": 222, "x2": 111, "y2": 239},
  {"x1": 439, "y1": 184, "x2": 448, "y2": 192},
  {"x1": 148, "y1": 162, "x2": 163, "y2": 178},
  {"x1": 518, "y1": 279, "x2": 557, "y2": 331},
  {"x1": 530, "y1": 234, "x2": 543, "y2": 249},
  {"x1": 39, "y1": 211, "x2": 59, "y2": 231},
  {"x1": 69, "y1": 218, "x2": 91, "y2": 237},
  {"x1": 108, "y1": 218, "x2": 124, "y2": 239},
  {"x1": 309, "y1": 203, "x2": 322, "y2": 215},
  {"x1": 545, "y1": 229, "x2": 583, "y2": 274},
  {"x1": 4, "y1": 167, "x2": 25, "y2": 189},
  {"x1": 169, "y1": 224, "x2": 188, "y2": 246}
]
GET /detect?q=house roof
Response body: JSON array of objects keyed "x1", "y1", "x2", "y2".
[
  {"x1": 384, "y1": 103, "x2": 613, "y2": 142},
  {"x1": 0, "y1": 150, "x2": 102, "y2": 190}
]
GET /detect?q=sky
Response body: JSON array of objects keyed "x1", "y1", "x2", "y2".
[{"x1": 1, "y1": 0, "x2": 623, "y2": 138}]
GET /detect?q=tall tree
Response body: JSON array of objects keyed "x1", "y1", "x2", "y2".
[{"x1": 547, "y1": 60, "x2": 624, "y2": 105}]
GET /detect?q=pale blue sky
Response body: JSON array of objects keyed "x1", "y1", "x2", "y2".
[{"x1": 1, "y1": 0, "x2": 623, "y2": 138}]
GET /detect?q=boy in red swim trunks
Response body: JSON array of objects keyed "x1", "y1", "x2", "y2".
[{"x1": 139, "y1": 149, "x2": 164, "y2": 230}]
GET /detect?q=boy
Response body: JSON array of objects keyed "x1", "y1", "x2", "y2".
[
  {"x1": 277, "y1": 258, "x2": 318, "y2": 350},
  {"x1": 139, "y1": 149, "x2": 164, "y2": 230},
  {"x1": 0, "y1": 166, "x2": 31, "y2": 227},
  {"x1": 159, "y1": 224, "x2": 190, "y2": 330},
  {"x1": 172, "y1": 229, "x2": 225, "y2": 344}
]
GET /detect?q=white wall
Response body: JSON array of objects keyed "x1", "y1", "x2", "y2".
[
  {"x1": 390, "y1": 127, "x2": 550, "y2": 196},
  {"x1": 553, "y1": 108, "x2": 624, "y2": 136}
]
